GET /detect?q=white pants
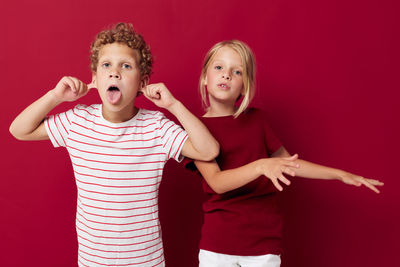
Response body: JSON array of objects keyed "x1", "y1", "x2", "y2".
[{"x1": 199, "y1": 249, "x2": 281, "y2": 267}]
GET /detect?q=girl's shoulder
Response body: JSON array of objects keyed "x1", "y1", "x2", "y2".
[{"x1": 241, "y1": 107, "x2": 265, "y2": 118}]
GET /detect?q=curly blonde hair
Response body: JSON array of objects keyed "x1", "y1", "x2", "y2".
[
  {"x1": 199, "y1": 40, "x2": 256, "y2": 118},
  {"x1": 90, "y1": 23, "x2": 153, "y2": 76}
]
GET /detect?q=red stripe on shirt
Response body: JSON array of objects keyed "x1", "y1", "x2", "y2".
[
  {"x1": 67, "y1": 145, "x2": 165, "y2": 158},
  {"x1": 70, "y1": 130, "x2": 161, "y2": 143},
  {"x1": 69, "y1": 137, "x2": 163, "y2": 150},
  {"x1": 76, "y1": 217, "x2": 159, "y2": 233},
  {"x1": 76, "y1": 224, "x2": 159, "y2": 240},
  {"x1": 46, "y1": 118, "x2": 61, "y2": 147},
  {"x1": 74, "y1": 170, "x2": 162, "y2": 180},
  {"x1": 78, "y1": 194, "x2": 158, "y2": 204}
]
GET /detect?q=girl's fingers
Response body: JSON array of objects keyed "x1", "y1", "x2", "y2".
[
  {"x1": 282, "y1": 167, "x2": 296, "y2": 177},
  {"x1": 278, "y1": 174, "x2": 291, "y2": 186},
  {"x1": 270, "y1": 177, "x2": 283, "y2": 191},
  {"x1": 365, "y1": 178, "x2": 384, "y2": 186},
  {"x1": 359, "y1": 179, "x2": 380, "y2": 193},
  {"x1": 344, "y1": 176, "x2": 361, "y2": 186},
  {"x1": 281, "y1": 157, "x2": 299, "y2": 168},
  {"x1": 285, "y1": 161, "x2": 300, "y2": 168}
]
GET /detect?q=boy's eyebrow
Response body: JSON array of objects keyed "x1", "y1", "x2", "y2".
[{"x1": 98, "y1": 57, "x2": 137, "y2": 64}]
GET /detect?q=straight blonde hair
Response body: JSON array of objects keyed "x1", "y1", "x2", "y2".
[{"x1": 199, "y1": 40, "x2": 256, "y2": 118}]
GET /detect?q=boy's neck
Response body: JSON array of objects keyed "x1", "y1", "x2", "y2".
[{"x1": 102, "y1": 105, "x2": 139, "y2": 123}]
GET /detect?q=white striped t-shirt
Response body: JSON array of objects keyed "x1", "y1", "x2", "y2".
[{"x1": 44, "y1": 104, "x2": 188, "y2": 267}]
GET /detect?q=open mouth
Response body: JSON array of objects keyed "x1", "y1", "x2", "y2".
[
  {"x1": 218, "y1": 83, "x2": 230, "y2": 90},
  {"x1": 106, "y1": 85, "x2": 122, "y2": 104},
  {"x1": 108, "y1": 86, "x2": 120, "y2": 91}
]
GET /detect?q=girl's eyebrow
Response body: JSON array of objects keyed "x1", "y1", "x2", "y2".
[{"x1": 212, "y1": 59, "x2": 243, "y2": 68}]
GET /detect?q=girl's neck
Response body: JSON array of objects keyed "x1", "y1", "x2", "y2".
[{"x1": 204, "y1": 102, "x2": 237, "y2": 118}]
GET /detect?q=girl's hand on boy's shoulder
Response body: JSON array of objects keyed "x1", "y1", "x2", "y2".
[
  {"x1": 141, "y1": 83, "x2": 177, "y2": 109},
  {"x1": 51, "y1": 76, "x2": 95, "y2": 103},
  {"x1": 338, "y1": 171, "x2": 384, "y2": 193}
]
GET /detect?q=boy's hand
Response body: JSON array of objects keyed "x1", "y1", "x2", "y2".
[
  {"x1": 51, "y1": 76, "x2": 95, "y2": 103},
  {"x1": 338, "y1": 171, "x2": 384, "y2": 193},
  {"x1": 141, "y1": 83, "x2": 177, "y2": 109},
  {"x1": 257, "y1": 154, "x2": 300, "y2": 191}
]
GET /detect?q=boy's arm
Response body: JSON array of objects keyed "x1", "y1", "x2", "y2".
[
  {"x1": 272, "y1": 146, "x2": 384, "y2": 193},
  {"x1": 9, "y1": 77, "x2": 92, "y2": 140},
  {"x1": 9, "y1": 91, "x2": 58, "y2": 140},
  {"x1": 141, "y1": 83, "x2": 219, "y2": 161},
  {"x1": 194, "y1": 155, "x2": 299, "y2": 194}
]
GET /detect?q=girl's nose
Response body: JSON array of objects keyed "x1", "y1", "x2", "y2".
[{"x1": 222, "y1": 73, "x2": 231, "y2": 80}]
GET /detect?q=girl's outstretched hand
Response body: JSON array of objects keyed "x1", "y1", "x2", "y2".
[
  {"x1": 52, "y1": 76, "x2": 95, "y2": 103},
  {"x1": 141, "y1": 83, "x2": 177, "y2": 109},
  {"x1": 338, "y1": 172, "x2": 384, "y2": 193},
  {"x1": 257, "y1": 154, "x2": 300, "y2": 191}
]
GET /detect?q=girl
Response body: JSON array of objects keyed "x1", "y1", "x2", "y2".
[{"x1": 188, "y1": 40, "x2": 383, "y2": 267}]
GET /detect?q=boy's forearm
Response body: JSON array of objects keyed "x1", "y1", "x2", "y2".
[
  {"x1": 9, "y1": 90, "x2": 61, "y2": 140},
  {"x1": 295, "y1": 159, "x2": 343, "y2": 180},
  {"x1": 167, "y1": 100, "x2": 219, "y2": 160}
]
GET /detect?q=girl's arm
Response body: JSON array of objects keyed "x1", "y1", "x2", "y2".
[
  {"x1": 272, "y1": 146, "x2": 384, "y2": 193},
  {"x1": 9, "y1": 77, "x2": 92, "y2": 140},
  {"x1": 194, "y1": 154, "x2": 299, "y2": 194},
  {"x1": 141, "y1": 83, "x2": 219, "y2": 161}
]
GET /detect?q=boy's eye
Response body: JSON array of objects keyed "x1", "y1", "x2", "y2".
[
  {"x1": 122, "y1": 63, "x2": 131, "y2": 69},
  {"x1": 102, "y1": 62, "x2": 110, "y2": 68}
]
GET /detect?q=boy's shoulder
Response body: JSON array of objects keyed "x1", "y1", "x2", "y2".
[{"x1": 136, "y1": 109, "x2": 172, "y2": 124}]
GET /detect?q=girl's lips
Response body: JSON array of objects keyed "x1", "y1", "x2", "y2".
[{"x1": 218, "y1": 83, "x2": 230, "y2": 90}]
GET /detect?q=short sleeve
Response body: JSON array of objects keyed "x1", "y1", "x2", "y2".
[
  {"x1": 261, "y1": 112, "x2": 283, "y2": 156},
  {"x1": 158, "y1": 114, "x2": 188, "y2": 162},
  {"x1": 44, "y1": 107, "x2": 75, "y2": 148}
]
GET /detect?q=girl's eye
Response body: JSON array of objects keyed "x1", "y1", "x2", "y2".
[
  {"x1": 234, "y1": 70, "x2": 242, "y2": 75},
  {"x1": 122, "y1": 63, "x2": 131, "y2": 69},
  {"x1": 215, "y1": 65, "x2": 222, "y2": 70}
]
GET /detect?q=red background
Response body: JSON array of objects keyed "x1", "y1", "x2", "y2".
[{"x1": 1, "y1": 0, "x2": 399, "y2": 266}]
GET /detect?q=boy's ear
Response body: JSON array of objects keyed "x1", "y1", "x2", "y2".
[
  {"x1": 91, "y1": 72, "x2": 97, "y2": 86},
  {"x1": 141, "y1": 75, "x2": 149, "y2": 88},
  {"x1": 138, "y1": 75, "x2": 149, "y2": 96}
]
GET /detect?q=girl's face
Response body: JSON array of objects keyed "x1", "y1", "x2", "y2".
[{"x1": 205, "y1": 46, "x2": 244, "y2": 107}]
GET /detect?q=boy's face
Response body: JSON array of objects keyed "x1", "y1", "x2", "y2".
[{"x1": 92, "y1": 43, "x2": 148, "y2": 122}]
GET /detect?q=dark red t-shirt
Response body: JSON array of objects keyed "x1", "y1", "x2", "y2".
[{"x1": 187, "y1": 108, "x2": 283, "y2": 256}]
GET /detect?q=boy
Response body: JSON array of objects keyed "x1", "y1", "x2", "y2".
[{"x1": 9, "y1": 23, "x2": 219, "y2": 266}]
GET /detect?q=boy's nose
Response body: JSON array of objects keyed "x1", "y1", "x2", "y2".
[{"x1": 109, "y1": 73, "x2": 120, "y2": 79}]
